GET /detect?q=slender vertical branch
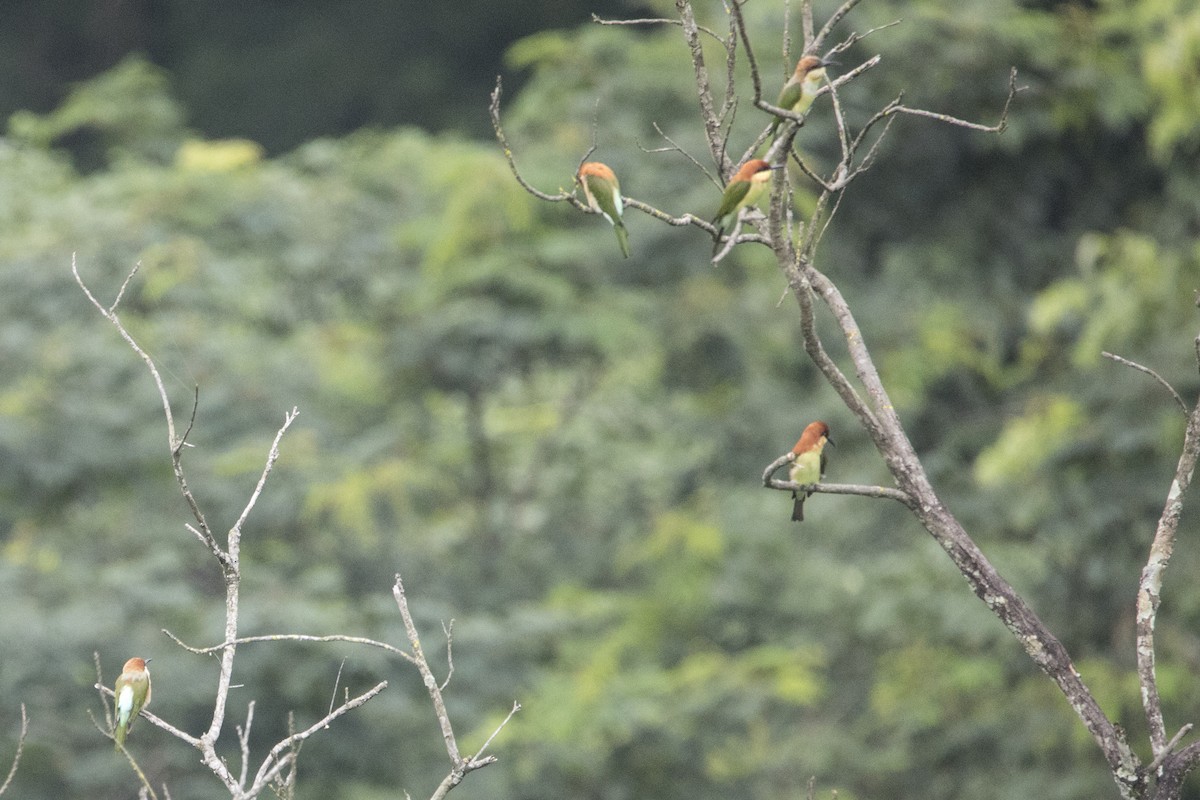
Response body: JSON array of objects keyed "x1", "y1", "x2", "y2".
[
  {"x1": 394, "y1": 575, "x2": 517, "y2": 800},
  {"x1": 394, "y1": 574, "x2": 461, "y2": 764},
  {"x1": 800, "y1": 0, "x2": 814, "y2": 48},
  {"x1": 675, "y1": 0, "x2": 731, "y2": 175},
  {"x1": 0, "y1": 705, "x2": 27, "y2": 797},
  {"x1": 1136, "y1": 380, "x2": 1200, "y2": 757}
]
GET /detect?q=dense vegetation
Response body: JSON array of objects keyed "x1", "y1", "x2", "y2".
[{"x1": 0, "y1": 1, "x2": 1198, "y2": 798}]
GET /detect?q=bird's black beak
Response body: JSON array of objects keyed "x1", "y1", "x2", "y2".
[
  {"x1": 821, "y1": 58, "x2": 839, "y2": 68},
  {"x1": 144, "y1": 658, "x2": 153, "y2": 664},
  {"x1": 826, "y1": 435, "x2": 836, "y2": 447}
]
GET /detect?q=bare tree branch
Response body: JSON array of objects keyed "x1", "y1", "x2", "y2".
[
  {"x1": 591, "y1": 12, "x2": 725, "y2": 43},
  {"x1": 0, "y1": 705, "x2": 27, "y2": 797},
  {"x1": 1136, "y1": 382, "x2": 1200, "y2": 761},
  {"x1": 162, "y1": 630, "x2": 418, "y2": 665},
  {"x1": 810, "y1": 0, "x2": 867, "y2": 53},
  {"x1": 488, "y1": 78, "x2": 583, "y2": 206},
  {"x1": 886, "y1": 67, "x2": 1022, "y2": 133},
  {"x1": 642, "y1": 122, "x2": 722, "y2": 188},
  {"x1": 393, "y1": 575, "x2": 517, "y2": 800},
  {"x1": 395, "y1": 574, "x2": 461, "y2": 763},
  {"x1": 236, "y1": 703, "x2": 254, "y2": 790},
  {"x1": 675, "y1": 0, "x2": 732, "y2": 175},
  {"x1": 439, "y1": 621, "x2": 456, "y2": 692},
  {"x1": 72, "y1": 255, "x2": 224, "y2": 558},
  {"x1": 244, "y1": 682, "x2": 387, "y2": 799},
  {"x1": 428, "y1": 702, "x2": 521, "y2": 800},
  {"x1": 761, "y1": 452, "x2": 914, "y2": 506},
  {"x1": 1104, "y1": 351, "x2": 1189, "y2": 416}
]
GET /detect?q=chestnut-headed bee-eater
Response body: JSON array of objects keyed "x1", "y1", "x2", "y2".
[
  {"x1": 769, "y1": 55, "x2": 831, "y2": 136},
  {"x1": 789, "y1": 421, "x2": 833, "y2": 522},
  {"x1": 711, "y1": 158, "x2": 776, "y2": 255},
  {"x1": 578, "y1": 161, "x2": 630, "y2": 258},
  {"x1": 113, "y1": 657, "x2": 151, "y2": 749}
]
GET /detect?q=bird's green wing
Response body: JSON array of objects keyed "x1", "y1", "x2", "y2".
[
  {"x1": 777, "y1": 79, "x2": 803, "y2": 112},
  {"x1": 713, "y1": 179, "x2": 751, "y2": 223},
  {"x1": 584, "y1": 174, "x2": 623, "y2": 226}
]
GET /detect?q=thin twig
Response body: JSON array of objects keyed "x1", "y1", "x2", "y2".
[
  {"x1": 728, "y1": 1, "x2": 764, "y2": 103},
  {"x1": 327, "y1": 658, "x2": 348, "y2": 718},
  {"x1": 109, "y1": 262, "x2": 141, "y2": 315},
  {"x1": 488, "y1": 78, "x2": 583, "y2": 206},
  {"x1": 237, "y1": 702, "x2": 254, "y2": 789},
  {"x1": 440, "y1": 621, "x2": 456, "y2": 693},
  {"x1": 163, "y1": 630, "x2": 418, "y2": 665},
  {"x1": 590, "y1": 13, "x2": 725, "y2": 42},
  {"x1": 1103, "y1": 351, "x2": 1189, "y2": 415},
  {"x1": 825, "y1": 19, "x2": 903, "y2": 59},
  {"x1": 1146, "y1": 724, "x2": 1195, "y2": 775},
  {"x1": 428, "y1": 702, "x2": 521, "y2": 800},
  {"x1": 395, "y1": 574, "x2": 461, "y2": 763},
  {"x1": 644, "y1": 122, "x2": 721, "y2": 188},
  {"x1": 245, "y1": 681, "x2": 388, "y2": 799},
  {"x1": 886, "y1": 67, "x2": 1021, "y2": 133},
  {"x1": 230, "y1": 407, "x2": 298, "y2": 543},
  {"x1": 810, "y1": 0, "x2": 867, "y2": 54},
  {"x1": 72, "y1": 255, "x2": 224, "y2": 560},
  {"x1": 468, "y1": 701, "x2": 521, "y2": 765},
  {"x1": 675, "y1": 0, "x2": 730, "y2": 174},
  {"x1": 782, "y1": 0, "x2": 793, "y2": 68},
  {"x1": 800, "y1": 0, "x2": 814, "y2": 49},
  {"x1": 116, "y1": 741, "x2": 160, "y2": 800},
  {"x1": 718, "y1": 14, "x2": 739, "y2": 152},
  {"x1": 0, "y1": 705, "x2": 27, "y2": 797},
  {"x1": 174, "y1": 386, "x2": 199, "y2": 458}
]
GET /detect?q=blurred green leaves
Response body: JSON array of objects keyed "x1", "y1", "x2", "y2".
[{"x1": 2, "y1": 2, "x2": 1199, "y2": 799}]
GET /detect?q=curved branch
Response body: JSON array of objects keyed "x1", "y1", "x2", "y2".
[
  {"x1": 163, "y1": 630, "x2": 419, "y2": 666},
  {"x1": 488, "y1": 78, "x2": 586, "y2": 207},
  {"x1": 1104, "y1": 351, "x2": 1189, "y2": 416}
]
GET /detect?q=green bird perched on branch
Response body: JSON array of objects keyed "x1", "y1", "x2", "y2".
[
  {"x1": 113, "y1": 657, "x2": 151, "y2": 749},
  {"x1": 578, "y1": 161, "x2": 630, "y2": 258}
]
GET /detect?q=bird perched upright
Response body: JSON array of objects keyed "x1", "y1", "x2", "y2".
[
  {"x1": 769, "y1": 55, "x2": 831, "y2": 136},
  {"x1": 711, "y1": 158, "x2": 776, "y2": 256},
  {"x1": 578, "y1": 161, "x2": 630, "y2": 258},
  {"x1": 113, "y1": 657, "x2": 152, "y2": 749},
  {"x1": 788, "y1": 421, "x2": 833, "y2": 522}
]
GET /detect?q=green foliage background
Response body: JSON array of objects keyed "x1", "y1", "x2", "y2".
[{"x1": 1, "y1": 1, "x2": 1199, "y2": 798}]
